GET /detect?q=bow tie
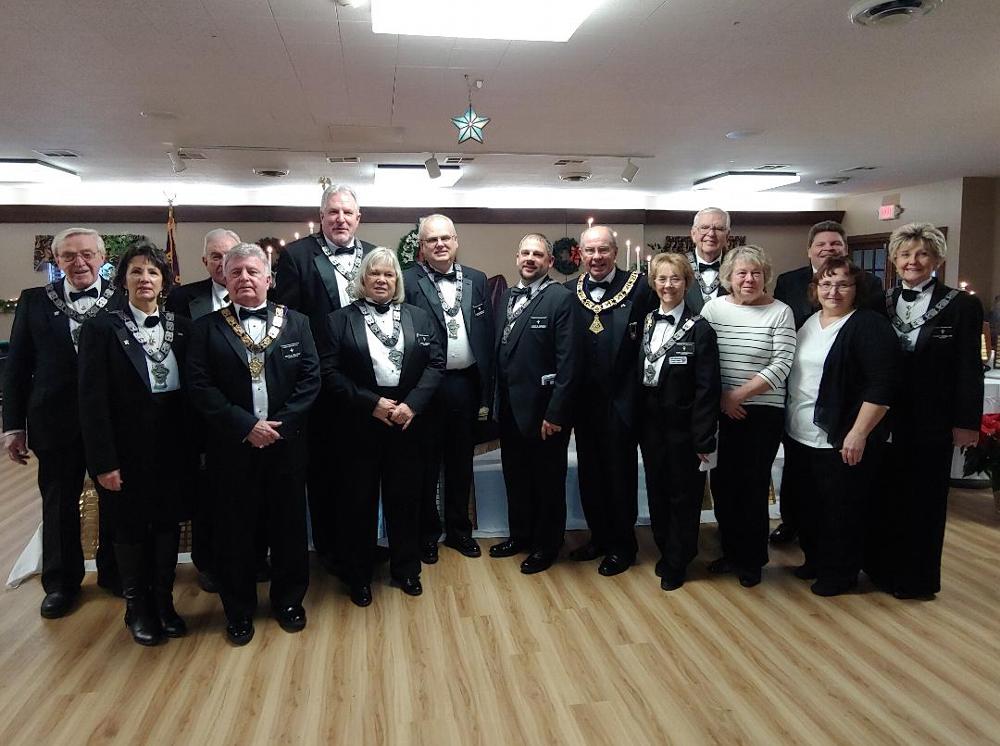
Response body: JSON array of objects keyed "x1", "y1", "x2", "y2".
[
  {"x1": 586, "y1": 278, "x2": 612, "y2": 292},
  {"x1": 143, "y1": 316, "x2": 160, "y2": 328},
  {"x1": 69, "y1": 288, "x2": 99, "y2": 302},
  {"x1": 510, "y1": 286, "x2": 532, "y2": 299},
  {"x1": 366, "y1": 301, "x2": 391, "y2": 314},
  {"x1": 333, "y1": 244, "x2": 355, "y2": 256},
  {"x1": 222, "y1": 292, "x2": 230, "y2": 304},
  {"x1": 698, "y1": 261, "x2": 720, "y2": 273},
  {"x1": 433, "y1": 270, "x2": 457, "y2": 282},
  {"x1": 901, "y1": 278, "x2": 934, "y2": 302},
  {"x1": 239, "y1": 307, "x2": 268, "y2": 321},
  {"x1": 653, "y1": 312, "x2": 676, "y2": 325}
]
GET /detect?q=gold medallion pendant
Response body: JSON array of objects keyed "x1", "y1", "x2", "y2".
[
  {"x1": 576, "y1": 270, "x2": 640, "y2": 336},
  {"x1": 589, "y1": 314, "x2": 605, "y2": 334},
  {"x1": 248, "y1": 357, "x2": 265, "y2": 381}
]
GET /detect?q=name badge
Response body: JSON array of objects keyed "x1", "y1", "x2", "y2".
[
  {"x1": 416, "y1": 332, "x2": 432, "y2": 346},
  {"x1": 930, "y1": 326, "x2": 953, "y2": 340},
  {"x1": 628, "y1": 321, "x2": 638, "y2": 341},
  {"x1": 473, "y1": 302, "x2": 486, "y2": 317},
  {"x1": 541, "y1": 373, "x2": 556, "y2": 386},
  {"x1": 529, "y1": 316, "x2": 548, "y2": 330},
  {"x1": 668, "y1": 356, "x2": 688, "y2": 365}
]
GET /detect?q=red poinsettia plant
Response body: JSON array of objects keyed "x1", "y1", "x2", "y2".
[{"x1": 963, "y1": 413, "x2": 1000, "y2": 490}]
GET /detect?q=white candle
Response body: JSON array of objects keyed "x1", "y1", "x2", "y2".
[
  {"x1": 266, "y1": 246, "x2": 273, "y2": 266},
  {"x1": 308, "y1": 221, "x2": 315, "y2": 233},
  {"x1": 294, "y1": 232, "x2": 300, "y2": 240},
  {"x1": 635, "y1": 246, "x2": 641, "y2": 272},
  {"x1": 279, "y1": 239, "x2": 286, "y2": 247},
  {"x1": 626, "y1": 239, "x2": 631, "y2": 270},
  {"x1": 587, "y1": 217, "x2": 594, "y2": 229}
]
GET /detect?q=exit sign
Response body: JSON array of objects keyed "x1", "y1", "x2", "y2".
[{"x1": 878, "y1": 204, "x2": 902, "y2": 221}]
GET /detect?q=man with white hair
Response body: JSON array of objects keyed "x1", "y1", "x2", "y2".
[
  {"x1": 2, "y1": 227, "x2": 127, "y2": 618},
  {"x1": 685, "y1": 207, "x2": 732, "y2": 313}
]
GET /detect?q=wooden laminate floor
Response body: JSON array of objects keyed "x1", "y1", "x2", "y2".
[{"x1": 0, "y1": 456, "x2": 998, "y2": 746}]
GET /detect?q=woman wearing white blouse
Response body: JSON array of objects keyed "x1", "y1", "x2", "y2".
[{"x1": 700, "y1": 245, "x2": 796, "y2": 587}]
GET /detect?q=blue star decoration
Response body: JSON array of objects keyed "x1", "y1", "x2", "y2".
[{"x1": 451, "y1": 106, "x2": 491, "y2": 144}]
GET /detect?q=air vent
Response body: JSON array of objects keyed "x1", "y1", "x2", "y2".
[
  {"x1": 444, "y1": 156, "x2": 474, "y2": 164},
  {"x1": 558, "y1": 170, "x2": 592, "y2": 183},
  {"x1": 840, "y1": 165, "x2": 879, "y2": 172},
  {"x1": 178, "y1": 150, "x2": 207, "y2": 160},
  {"x1": 34, "y1": 149, "x2": 79, "y2": 158},
  {"x1": 849, "y1": 0, "x2": 942, "y2": 27},
  {"x1": 326, "y1": 156, "x2": 361, "y2": 164},
  {"x1": 554, "y1": 159, "x2": 585, "y2": 167},
  {"x1": 815, "y1": 176, "x2": 851, "y2": 186},
  {"x1": 253, "y1": 168, "x2": 289, "y2": 178},
  {"x1": 755, "y1": 164, "x2": 790, "y2": 171}
]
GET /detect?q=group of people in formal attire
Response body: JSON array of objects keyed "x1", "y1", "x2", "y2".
[{"x1": 1, "y1": 187, "x2": 984, "y2": 647}]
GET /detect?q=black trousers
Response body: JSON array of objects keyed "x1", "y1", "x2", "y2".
[
  {"x1": 712, "y1": 405, "x2": 784, "y2": 569},
  {"x1": 639, "y1": 399, "x2": 705, "y2": 574},
  {"x1": 339, "y1": 410, "x2": 422, "y2": 586},
  {"x1": 784, "y1": 438, "x2": 882, "y2": 584},
  {"x1": 35, "y1": 445, "x2": 87, "y2": 594},
  {"x1": 498, "y1": 395, "x2": 569, "y2": 555},
  {"x1": 212, "y1": 438, "x2": 309, "y2": 621},
  {"x1": 306, "y1": 393, "x2": 340, "y2": 561},
  {"x1": 192, "y1": 459, "x2": 269, "y2": 575},
  {"x1": 575, "y1": 392, "x2": 638, "y2": 558},
  {"x1": 419, "y1": 366, "x2": 479, "y2": 544},
  {"x1": 777, "y1": 434, "x2": 802, "y2": 531},
  {"x1": 867, "y1": 436, "x2": 952, "y2": 595}
]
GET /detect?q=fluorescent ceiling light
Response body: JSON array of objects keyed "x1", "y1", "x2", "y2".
[
  {"x1": 693, "y1": 171, "x2": 800, "y2": 192},
  {"x1": 374, "y1": 164, "x2": 462, "y2": 188},
  {"x1": 371, "y1": 0, "x2": 604, "y2": 42},
  {"x1": 0, "y1": 158, "x2": 80, "y2": 183}
]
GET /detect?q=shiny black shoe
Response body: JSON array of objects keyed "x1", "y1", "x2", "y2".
[
  {"x1": 420, "y1": 541, "x2": 439, "y2": 565},
  {"x1": 707, "y1": 557, "x2": 736, "y2": 575},
  {"x1": 597, "y1": 554, "x2": 632, "y2": 577},
  {"x1": 489, "y1": 539, "x2": 522, "y2": 558},
  {"x1": 660, "y1": 572, "x2": 685, "y2": 592},
  {"x1": 793, "y1": 563, "x2": 818, "y2": 580},
  {"x1": 568, "y1": 543, "x2": 603, "y2": 562},
  {"x1": 811, "y1": 578, "x2": 857, "y2": 597},
  {"x1": 520, "y1": 551, "x2": 556, "y2": 575},
  {"x1": 196, "y1": 570, "x2": 219, "y2": 594},
  {"x1": 769, "y1": 523, "x2": 798, "y2": 545},
  {"x1": 444, "y1": 535, "x2": 482, "y2": 558},
  {"x1": 226, "y1": 618, "x2": 254, "y2": 646},
  {"x1": 40, "y1": 589, "x2": 79, "y2": 619},
  {"x1": 892, "y1": 589, "x2": 936, "y2": 601},
  {"x1": 350, "y1": 585, "x2": 373, "y2": 608},
  {"x1": 155, "y1": 593, "x2": 188, "y2": 638},
  {"x1": 274, "y1": 605, "x2": 307, "y2": 632},
  {"x1": 395, "y1": 577, "x2": 423, "y2": 597},
  {"x1": 738, "y1": 568, "x2": 762, "y2": 588}
]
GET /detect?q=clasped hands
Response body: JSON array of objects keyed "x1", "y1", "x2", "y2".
[
  {"x1": 246, "y1": 419, "x2": 283, "y2": 448},
  {"x1": 373, "y1": 397, "x2": 415, "y2": 430}
]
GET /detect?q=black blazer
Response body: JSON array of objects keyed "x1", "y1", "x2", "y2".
[
  {"x1": 403, "y1": 263, "x2": 495, "y2": 408},
  {"x1": 638, "y1": 308, "x2": 721, "y2": 453},
  {"x1": 774, "y1": 265, "x2": 886, "y2": 330},
  {"x1": 2, "y1": 279, "x2": 125, "y2": 451},
  {"x1": 810, "y1": 309, "x2": 899, "y2": 449},
  {"x1": 888, "y1": 284, "x2": 984, "y2": 438},
  {"x1": 321, "y1": 302, "x2": 445, "y2": 418},
  {"x1": 186, "y1": 303, "x2": 321, "y2": 444},
  {"x1": 165, "y1": 277, "x2": 217, "y2": 320},
  {"x1": 564, "y1": 270, "x2": 657, "y2": 431},
  {"x1": 77, "y1": 309, "x2": 197, "y2": 486},
  {"x1": 494, "y1": 281, "x2": 581, "y2": 436}
]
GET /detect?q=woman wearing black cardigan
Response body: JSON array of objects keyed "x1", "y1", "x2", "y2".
[{"x1": 782, "y1": 257, "x2": 898, "y2": 596}]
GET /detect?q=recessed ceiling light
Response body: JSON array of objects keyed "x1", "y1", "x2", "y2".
[
  {"x1": 849, "y1": 0, "x2": 943, "y2": 27},
  {"x1": 693, "y1": 171, "x2": 799, "y2": 192},
  {"x1": 725, "y1": 130, "x2": 763, "y2": 140},
  {"x1": 140, "y1": 110, "x2": 180, "y2": 120},
  {"x1": 371, "y1": 0, "x2": 604, "y2": 42},
  {"x1": 374, "y1": 164, "x2": 462, "y2": 188},
  {"x1": 558, "y1": 170, "x2": 592, "y2": 183},
  {"x1": 253, "y1": 168, "x2": 290, "y2": 178},
  {"x1": 0, "y1": 158, "x2": 80, "y2": 183}
]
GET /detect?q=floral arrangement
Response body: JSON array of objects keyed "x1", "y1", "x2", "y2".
[
  {"x1": 552, "y1": 237, "x2": 581, "y2": 276},
  {"x1": 397, "y1": 224, "x2": 420, "y2": 270},
  {"x1": 962, "y1": 413, "x2": 1000, "y2": 491}
]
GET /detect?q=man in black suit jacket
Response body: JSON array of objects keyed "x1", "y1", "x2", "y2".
[
  {"x1": 2, "y1": 227, "x2": 126, "y2": 618},
  {"x1": 187, "y1": 244, "x2": 321, "y2": 646},
  {"x1": 684, "y1": 207, "x2": 732, "y2": 313},
  {"x1": 270, "y1": 184, "x2": 377, "y2": 572},
  {"x1": 564, "y1": 225, "x2": 656, "y2": 576},
  {"x1": 403, "y1": 214, "x2": 495, "y2": 562},
  {"x1": 490, "y1": 233, "x2": 581, "y2": 574},
  {"x1": 771, "y1": 220, "x2": 886, "y2": 545}
]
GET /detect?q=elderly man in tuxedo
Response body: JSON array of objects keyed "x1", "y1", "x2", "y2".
[
  {"x1": 187, "y1": 243, "x2": 320, "y2": 646},
  {"x1": 685, "y1": 207, "x2": 732, "y2": 313},
  {"x1": 2, "y1": 227, "x2": 126, "y2": 617},
  {"x1": 490, "y1": 233, "x2": 581, "y2": 574},
  {"x1": 403, "y1": 214, "x2": 494, "y2": 563},
  {"x1": 565, "y1": 225, "x2": 656, "y2": 576},
  {"x1": 271, "y1": 184, "x2": 377, "y2": 573}
]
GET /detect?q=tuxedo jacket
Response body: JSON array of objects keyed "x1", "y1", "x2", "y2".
[
  {"x1": 774, "y1": 265, "x2": 886, "y2": 330},
  {"x1": 888, "y1": 284, "x2": 983, "y2": 438},
  {"x1": 77, "y1": 309, "x2": 197, "y2": 484},
  {"x1": 186, "y1": 303, "x2": 321, "y2": 445},
  {"x1": 638, "y1": 308, "x2": 721, "y2": 454},
  {"x1": 403, "y1": 264, "x2": 495, "y2": 408},
  {"x1": 321, "y1": 302, "x2": 445, "y2": 419},
  {"x1": 165, "y1": 277, "x2": 217, "y2": 321},
  {"x1": 2, "y1": 279, "x2": 126, "y2": 451},
  {"x1": 270, "y1": 233, "x2": 377, "y2": 334},
  {"x1": 495, "y1": 281, "x2": 581, "y2": 436},
  {"x1": 684, "y1": 280, "x2": 728, "y2": 314},
  {"x1": 564, "y1": 270, "x2": 657, "y2": 431}
]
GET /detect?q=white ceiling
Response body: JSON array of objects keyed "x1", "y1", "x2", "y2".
[{"x1": 2, "y1": 0, "x2": 999, "y2": 208}]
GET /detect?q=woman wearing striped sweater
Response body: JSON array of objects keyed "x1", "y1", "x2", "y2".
[{"x1": 700, "y1": 245, "x2": 796, "y2": 587}]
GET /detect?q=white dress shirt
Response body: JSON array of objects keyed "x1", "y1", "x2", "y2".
[
  {"x1": 233, "y1": 302, "x2": 269, "y2": 419},
  {"x1": 363, "y1": 301, "x2": 404, "y2": 387},
  {"x1": 211, "y1": 281, "x2": 230, "y2": 311},
  {"x1": 586, "y1": 267, "x2": 617, "y2": 302},
  {"x1": 894, "y1": 276, "x2": 936, "y2": 351},
  {"x1": 64, "y1": 278, "x2": 101, "y2": 349},
  {"x1": 128, "y1": 303, "x2": 180, "y2": 393},
  {"x1": 324, "y1": 236, "x2": 362, "y2": 308},
  {"x1": 431, "y1": 265, "x2": 475, "y2": 370},
  {"x1": 512, "y1": 275, "x2": 549, "y2": 314},
  {"x1": 644, "y1": 300, "x2": 685, "y2": 387}
]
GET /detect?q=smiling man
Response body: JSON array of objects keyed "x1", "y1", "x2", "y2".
[{"x1": 685, "y1": 207, "x2": 732, "y2": 313}]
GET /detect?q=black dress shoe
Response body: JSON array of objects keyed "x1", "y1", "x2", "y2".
[
  {"x1": 421, "y1": 541, "x2": 439, "y2": 565},
  {"x1": 520, "y1": 551, "x2": 556, "y2": 575},
  {"x1": 40, "y1": 589, "x2": 79, "y2": 619},
  {"x1": 892, "y1": 589, "x2": 936, "y2": 601},
  {"x1": 660, "y1": 573, "x2": 685, "y2": 592},
  {"x1": 707, "y1": 557, "x2": 735, "y2": 575},
  {"x1": 274, "y1": 605, "x2": 307, "y2": 632},
  {"x1": 793, "y1": 563, "x2": 818, "y2": 580},
  {"x1": 769, "y1": 523, "x2": 798, "y2": 545},
  {"x1": 738, "y1": 568, "x2": 762, "y2": 588},
  {"x1": 226, "y1": 618, "x2": 255, "y2": 646},
  {"x1": 655, "y1": 559, "x2": 666, "y2": 578},
  {"x1": 197, "y1": 570, "x2": 219, "y2": 594},
  {"x1": 444, "y1": 535, "x2": 482, "y2": 558},
  {"x1": 396, "y1": 577, "x2": 423, "y2": 596},
  {"x1": 568, "y1": 543, "x2": 603, "y2": 562},
  {"x1": 598, "y1": 554, "x2": 632, "y2": 577},
  {"x1": 489, "y1": 539, "x2": 522, "y2": 558},
  {"x1": 350, "y1": 585, "x2": 373, "y2": 607},
  {"x1": 811, "y1": 578, "x2": 857, "y2": 597}
]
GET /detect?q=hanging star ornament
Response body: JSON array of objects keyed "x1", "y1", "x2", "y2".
[{"x1": 452, "y1": 106, "x2": 490, "y2": 144}]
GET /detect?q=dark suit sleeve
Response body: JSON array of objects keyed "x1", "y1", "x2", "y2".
[
  {"x1": 952, "y1": 294, "x2": 985, "y2": 430},
  {"x1": 271, "y1": 248, "x2": 302, "y2": 309},
  {"x1": 1, "y1": 290, "x2": 36, "y2": 432},
  {"x1": 186, "y1": 318, "x2": 259, "y2": 442},
  {"x1": 164, "y1": 286, "x2": 189, "y2": 318},
  {"x1": 402, "y1": 309, "x2": 445, "y2": 415},
  {"x1": 853, "y1": 312, "x2": 898, "y2": 407},
  {"x1": 476, "y1": 271, "x2": 496, "y2": 410},
  {"x1": 77, "y1": 317, "x2": 119, "y2": 476},
  {"x1": 692, "y1": 322, "x2": 722, "y2": 453},
  {"x1": 861, "y1": 272, "x2": 888, "y2": 317},
  {"x1": 321, "y1": 310, "x2": 380, "y2": 415},
  {"x1": 543, "y1": 290, "x2": 581, "y2": 427},
  {"x1": 271, "y1": 314, "x2": 321, "y2": 438}
]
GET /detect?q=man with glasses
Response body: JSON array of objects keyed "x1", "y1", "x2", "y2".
[
  {"x1": 686, "y1": 207, "x2": 732, "y2": 313},
  {"x1": 2, "y1": 227, "x2": 126, "y2": 618},
  {"x1": 564, "y1": 225, "x2": 655, "y2": 576},
  {"x1": 403, "y1": 214, "x2": 494, "y2": 563}
]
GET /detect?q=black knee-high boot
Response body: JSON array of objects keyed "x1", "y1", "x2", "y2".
[
  {"x1": 114, "y1": 543, "x2": 163, "y2": 646},
  {"x1": 152, "y1": 528, "x2": 187, "y2": 638}
]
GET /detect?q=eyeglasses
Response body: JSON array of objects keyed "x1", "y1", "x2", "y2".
[
  {"x1": 57, "y1": 251, "x2": 100, "y2": 263},
  {"x1": 817, "y1": 282, "x2": 855, "y2": 292},
  {"x1": 422, "y1": 234, "x2": 455, "y2": 245},
  {"x1": 696, "y1": 225, "x2": 729, "y2": 234},
  {"x1": 655, "y1": 277, "x2": 686, "y2": 286}
]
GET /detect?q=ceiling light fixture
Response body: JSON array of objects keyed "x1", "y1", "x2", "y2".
[
  {"x1": 166, "y1": 150, "x2": 187, "y2": 174},
  {"x1": 424, "y1": 154, "x2": 442, "y2": 179},
  {"x1": 371, "y1": 0, "x2": 604, "y2": 42},
  {"x1": 374, "y1": 164, "x2": 462, "y2": 188},
  {"x1": 693, "y1": 171, "x2": 800, "y2": 192},
  {"x1": 0, "y1": 158, "x2": 80, "y2": 183},
  {"x1": 620, "y1": 158, "x2": 639, "y2": 183},
  {"x1": 849, "y1": 0, "x2": 943, "y2": 27}
]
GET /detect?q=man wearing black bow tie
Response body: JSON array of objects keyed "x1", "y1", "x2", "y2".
[
  {"x1": 564, "y1": 226, "x2": 656, "y2": 576},
  {"x1": 490, "y1": 234, "x2": 581, "y2": 574},
  {"x1": 2, "y1": 227, "x2": 126, "y2": 618},
  {"x1": 271, "y1": 185, "x2": 377, "y2": 573},
  {"x1": 403, "y1": 214, "x2": 494, "y2": 562},
  {"x1": 187, "y1": 244, "x2": 320, "y2": 645},
  {"x1": 685, "y1": 207, "x2": 732, "y2": 313}
]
